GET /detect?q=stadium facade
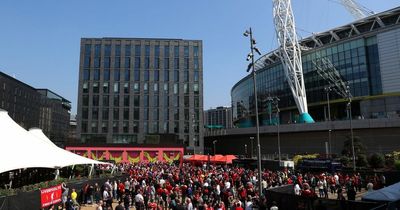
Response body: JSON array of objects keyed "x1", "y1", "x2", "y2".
[{"x1": 231, "y1": 7, "x2": 400, "y2": 127}]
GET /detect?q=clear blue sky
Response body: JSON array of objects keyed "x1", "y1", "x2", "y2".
[{"x1": 0, "y1": 0, "x2": 398, "y2": 115}]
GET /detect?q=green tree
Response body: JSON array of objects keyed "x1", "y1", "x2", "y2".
[
  {"x1": 369, "y1": 153, "x2": 385, "y2": 169},
  {"x1": 341, "y1": 136, "x2": 367, "y2": 157},
  {"x1": 356, "y1": 154, "x2": 368, "y2": 168}
]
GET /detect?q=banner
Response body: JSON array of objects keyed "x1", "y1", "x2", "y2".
[
  {"x1": 40, "y1": 185, "x2": 62, "y2": 208},
  {"x1": 143, "y1": 151, "x2": 158, "y2": 163},
  {"x1": 127, "y1": 151, "x2": 140, "y2": 163},
  {"x1": 109, "y1": 151, "x2": 123, "y2": 163}
]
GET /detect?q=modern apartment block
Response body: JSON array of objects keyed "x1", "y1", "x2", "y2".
[
  {"x1": 77, "y1": 38, "x2": 203, "y2": 152},
  {"x1": 0, "y1": 71, "x2": 71, "y2": 146},
  {"x1": 204, "y1": 106, "x2": 233, "y2": 129}
]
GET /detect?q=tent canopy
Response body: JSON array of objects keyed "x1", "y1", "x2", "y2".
[
  {"x1": 0, "y1": 110, "x2": 111, "y2": 174},
  {"x1": 362, "y1": 182, "x2": 400, "y2": 202},
  {"x1": 28, "y1": 128, "x2": 110, "y2": 168},
  {"x1": 184, "y1": 154, "x2": 237, "y2": 164}
]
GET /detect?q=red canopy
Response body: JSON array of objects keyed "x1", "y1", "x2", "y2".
[{"x1": 186, "y1": 154, "x2": 237, "y2": 164}]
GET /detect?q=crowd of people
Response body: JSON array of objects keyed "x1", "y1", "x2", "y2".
[{"x1": 59, "y1": 162, "x2": 387, "y2": 210}]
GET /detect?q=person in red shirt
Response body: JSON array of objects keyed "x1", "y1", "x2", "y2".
[{"x1": 234, "y1": 202, "x2": 244, "y2": 210}]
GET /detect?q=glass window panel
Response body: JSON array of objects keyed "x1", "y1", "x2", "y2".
[
  {"x1": 164, "y1": 46, "x2": 170, "y2": 57},
  {"x1": 113, "y1": 95, "x2": 119, "y2": 106},
  {"x1": 103, "y1": 69, "x2": 110, "y2": 81},
  {"x1": 115, "y1": 45, "x2": 121, "y2": 57},
  {"x1": 103, "y1": 82, "x2": 109, "y2": 93},
  {"x1": 135, "y1": 45, "x2": 141, "y2": 56},
  {"x1": 125, "y1": 44, "x2": 131, "y2": 56}
]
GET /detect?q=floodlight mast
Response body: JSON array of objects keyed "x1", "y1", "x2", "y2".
[
  {"x1": 272, "y1": 0, "x2": 314, "y2": 123},
  {"x1": 340, "y1": 0, "x2": 373, "y2": 19}
]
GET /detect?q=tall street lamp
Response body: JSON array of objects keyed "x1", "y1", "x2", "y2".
[
  {"x1": 272, "y1": 97, "x2": 281, "y2": 162},
  {"x1": 325, "y1": 86, "x2": 332, "y2": 158},
  {"x1": 244, "y1": 27, "x2": 263, "y2": 196},
  {"x1": 250, "y1": 137, "x2": 254, "y2": 158},
  {"x1": 346, "y1": 86, "x2": 356, "y2": 171},
  {"x1": 213, "y1": 140, "x2": 217, "y2": 155}
]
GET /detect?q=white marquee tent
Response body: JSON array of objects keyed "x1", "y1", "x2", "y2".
[
  {"x1": 28, "y1": 128, "x2": 108, "y2": 168},
  {"x1": 0, "y1": 110, "x2": 110, "y2": 174}
]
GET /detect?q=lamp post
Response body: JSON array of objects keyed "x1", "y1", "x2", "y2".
[
  {"x1": 213, "y1": 140, "x2": 217, "y2": 155},
  {"x1": 273, "y1": 97, "x2": 281, "y2": 162},
  {"x1": 346, "y1": 86, "x2": 356, "y2": 171},
  {"x1": 250, "y1": 137, "x2": 254, "y2": 158},
  {"x1": 245, "y1": 144, "x2": 248, "y2": 157},
  {"x1": 244, "y1": 27, "x2": 263, "y2": 196},
  {"x1": 325, "y1": 86, "x2": 332, "y2": 158}
]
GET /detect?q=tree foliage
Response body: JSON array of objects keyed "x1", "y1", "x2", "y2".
[
  {"x1": 368, "y1": 153, "x2": 385, "y2": 169},
  {"x1": 341, "y1": 136, "x2": 366, "y2": 157}
]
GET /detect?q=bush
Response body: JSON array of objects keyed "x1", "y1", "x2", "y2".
[
  {"x1": 293, "y1": 154, "x2": 319, "y2": 165},
  {"x1": 369, "y1": 153, "x2": 385, "y2": 169},
  {"x1": 385, "y1": 154, "x2": 395, "y2": 168},
  {"x1": 356, "y1": 154, "x2": 368, "y2": 168},
  {"x1": 340, "y1": 156, "x2": 350, "y2": 167},
  {"x1": 395, "y1": 160, "x2": 400, "y2": 171}
]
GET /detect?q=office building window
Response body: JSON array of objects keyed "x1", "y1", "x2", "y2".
[
  {"x1": 113, "y1": 83, "x2": 119, "y2": 93},
  {"x1": 104, "y1": 69, "x2": 110, "y2": 81},
  {"x1": 164, "y1": 58, "x2": 169, "y2": 69},
  {"x1": 153, "y1": 109, "x2": 159, "y2": 121},
  {"x1": 83, "y1": 82, "x2": 89, "y2": 93},
  {"x1": 123, "y1": 108, "x2": 129, "y2": 120},
  {"x1": 95, "y1": 44, "x2": 101, "y2": 57},
  {"x1": 164, "y1": 46, "x2": 170, "y2": 57},
  {"x1": 85, "y1": 44, "x2": 91, "y2": 56},
  {"x1": 144, "y1": 70, "x2": 149, "y2": 81},
  {"x1": 194, "y1": 83, "x2": 199, "y2": 94},
  {"x1": 184, "y1": 83, "x2": 188, "y2": 94},
  {"x1": 115, "y1": 45, "x2": 121, "y2": 57},
  {"x1": 134, "y1": 57, "x2": 141, "y2": 68},
  {"x1": 81, "y1": 121, "x2": 88, "y2": 133},
  {"x1": 83, "y1": 69, "x2": 90, "y2": 81},
  {"x1": 92, "y1": 95, "x2": 99, "y2": 106},
  {"x1": 93, "y1": 82, "x2": 99, "y2": 93},
  {"x1": 174, "y1": 58, "x2": 179, "y2": 69},
  {"x1": 93, "y1": 69, "x2": 100, "y2": 81},
  {"x1": 124, "y1": 82, "x2": 129, "y2": 94},
  {"x1": 82, "y1": 108, "x2": 88, "y2": 119},
  {"x1": 174, "y1": 109, "x2": 179, "y2": 120},
  {"x1": 123, "y1": 121, "x2": 129, "y2": 133},
  {"x1": 104, "y1": 57, "x2": 110, "y2": 68},
  {"x1": 92, "y1": 108, "x2": 99, "y2": 119},
  {"x1": 184, "y1": 46, "x2": 189, "y2": 57},
  {"x1": 163, "y1": 83, "x2": 169, "y2": 94},
  {"x1": 134, "y1": 108, "x2": 139, "y2": 120},
  {"x1": 102, "y1": 95, "x2": 109, "y2": 106},
  {"x1": 102, "y1": 108, "x2": 109, "y2": 120},
  {"x1": 194, "y1": 71, "x2": 199, "y2": 82},
  {"x1": 103, "y1": 82, "x2": 109, "y2": 93},
  {"x1": 105, "y1": 45, "x2": 111, "y2": 56},
  {"x1": 133, "y1": 121, "x2": 139, "y2": 133},
  {"x1": 113, "y1": 108, "x2": 119, "y2": 120},
  {"x1": 112, "y1": 121, "x2": 118, "y2": 133},
  {"x1": 163, "y1": 121, "x2": 169, "y2": 133},
  {"x1": 125, "y1": 57, "x2": 131, "y2": 68},
  {"x1": 124, "y1": 95, "x2": 129, "y2": 106},
  {"x1": 113, "y1": 95, "x2": 119, "y2": 106},
  {"x1": 82, "y1": 95, "x2": 89, "y2": 106},
  {"x1": 114, "y1": 69, "x2": 120, "y2": 81},
  {"x1": 94, "y1": 58, "x2": 100, "y2": 68},
  {"x1": 164, "y1": 96, "x2": 169, "y2": 107},
  {"x1": 154, "y1": 70, "x2": 159, "y2": 81},
  {"x1": 193, "y1": 46, "x2": 199, "y2": 57},
  {"x1": 154, "y1": 58, "x2": 160, "y2": 69},
  {"x1": 164, "y1": 70, "x2": 169, "y2": 81},
  {"x1": 125, "y1": 44, "x2": 131, "y2": 56},
  {"x1": 173, "y1": 84, "x2": 179, "y2": 94},
  {"x1": 174, "y1": 70, "x2": 179, "y2": 82},
  {"x1": 155, "y1": 45, "x2": 160, "y2": 57},
  {"x1": 134, "y1": 95, "x2": 140, "y2": 107},
  {"x1": 174, "y1": 46, "x2": 179, "y2": 57},
  {"x1": 144, "y1": 83, "x2": 148, "y2": 93},
  {"x1": 133, "y1": 82, "x2": 140, "y2": 93},
  {"x1": 114, "y1": 57, "x2": 121, "y2": 68},
  {"x1": 135, "y1": 45, "x2": 141, "y2": 56},
  {"x1": 91, "y1": 121, "x2": 98, "y2": 133},
  {"x1": 144, "y1": 108, "x2": 149, "y2": 120},
  {"x1": 124, "y1": 69, "x2": 130, "y2": 81},
  {"x1": 84, "y1": 56, "x2": 90, "y2": 68},
  {"x1": 102, "y1": 121, "x2": 108, "y2": 133},
  {"x1": 134, "y1": 69, "x2": 140, "y2": 81},
  {"x1": 145, "y1": 57, "x2": 150, "y2": 69},
  {"x1": 174, "y1": 121, "x2": 179, "y2": 133},
  {"x1": 154, "y1": 83, "x2": 158, "y2": 92}
]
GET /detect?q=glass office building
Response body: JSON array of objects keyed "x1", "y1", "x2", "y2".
[
  {"x1": 77, "y1": 38, "x2": 204, "y2": 152},
  {"x1": 232, "y1": 7, "x2": 400, "y2": 127}
]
